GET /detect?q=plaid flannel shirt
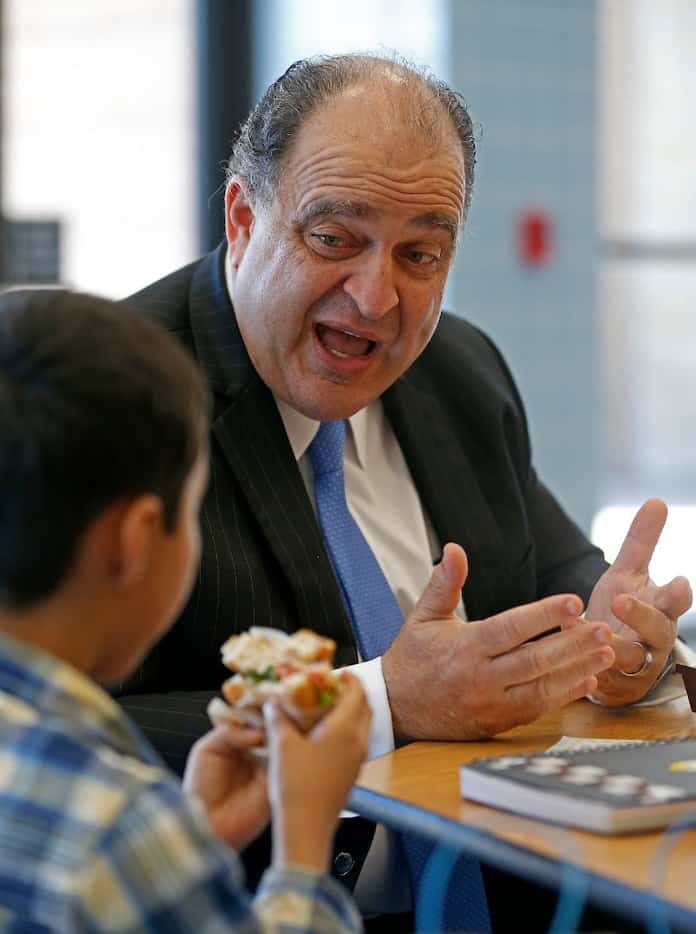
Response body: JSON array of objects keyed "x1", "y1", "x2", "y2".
[{"x1": 0, "y1": 631, "x2": 361, "y2": 933}]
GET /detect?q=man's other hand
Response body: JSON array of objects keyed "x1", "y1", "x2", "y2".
[
  {"x1": 579, "y1": 499, "x2": 692, "y2": 706},
  {"x1": 382, "y1": 543, "x2": 615, "y2": 741}
]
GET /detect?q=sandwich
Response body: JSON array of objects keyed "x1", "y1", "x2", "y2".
[{"x1": 207, "y1": 627, "x2": 343, "y2": 735}]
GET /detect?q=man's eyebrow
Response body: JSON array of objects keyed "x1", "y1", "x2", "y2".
[
  {"x1": 411, "y1": 212, "x2": 459, "y2": 244},
  {"x1": 294, "y1": 200, "x2": 459, "y2": 244},
  {"x1": 294, "y1": 200, "x2": 372, "y2": 227}
]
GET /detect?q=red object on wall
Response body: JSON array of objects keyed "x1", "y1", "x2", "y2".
[{"x1": 518, "y1": 211, "x2": 552, "y2": 266}]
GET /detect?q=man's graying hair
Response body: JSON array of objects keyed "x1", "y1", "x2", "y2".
[{"x1": 227, "y1": 52, "x2": 476, "y2": 219}]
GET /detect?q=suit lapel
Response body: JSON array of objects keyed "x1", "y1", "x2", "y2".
[
  {"x1": 187, "y1": 246, "x2": 352, "y2": 644},
  {"x1": 383, "y1": 375, "x2": 509, "y2": 621}
]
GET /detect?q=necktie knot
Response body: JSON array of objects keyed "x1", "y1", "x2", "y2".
[{"x1": 308, "y1": 420, "x2": 346, "y2": 477}]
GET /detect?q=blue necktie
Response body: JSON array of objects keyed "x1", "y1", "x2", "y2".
[{"x1": 309, "y1": 420, "x2": 492, "y2": 933}]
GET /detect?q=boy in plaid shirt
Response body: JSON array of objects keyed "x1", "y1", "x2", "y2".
[{"x1": 0, "y1": 289, "x2": 370, "y2": 933}]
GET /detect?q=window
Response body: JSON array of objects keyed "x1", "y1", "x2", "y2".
[
  {"x1": 3, "y1": 0, "x2": 197, "y2": 296},
  {"x1": 595, "y1": 0, "x2": 696, "y2": 636},
  {"x1": 253, "y1": 0, "x2": 447, "y2": 99}
]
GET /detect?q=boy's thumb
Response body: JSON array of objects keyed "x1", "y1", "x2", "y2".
[{"x1": 411, "y1": 543, "x2": 468, "y2": 623}]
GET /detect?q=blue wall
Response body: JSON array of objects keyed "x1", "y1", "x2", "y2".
[{"x1": 446, "y1": 0, "x2": 599, "y2": 533}]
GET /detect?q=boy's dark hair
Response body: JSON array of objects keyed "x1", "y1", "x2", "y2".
[{"x1": 0, "y1": 289, "x2": 208, "y2": 609}]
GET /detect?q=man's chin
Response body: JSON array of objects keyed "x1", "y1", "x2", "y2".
[
  {"x1": 272, "y1": 368, "x2": 383, "y2": 420},
  {"x1": 286, "y1": 388, "x2": 376, "y2": 423}
]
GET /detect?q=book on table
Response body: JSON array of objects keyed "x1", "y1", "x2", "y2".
[{"x1": 459, "y1": 738, "x2": 696, "y2": 834}]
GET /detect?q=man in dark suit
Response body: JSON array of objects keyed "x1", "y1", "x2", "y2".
[{"x1": 119, "y1": 53, "x2": 691, "y2": 928}]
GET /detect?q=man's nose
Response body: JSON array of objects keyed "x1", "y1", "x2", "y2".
[{"x1": 342, "y1": 256, "x2": 398, "y2": 319}]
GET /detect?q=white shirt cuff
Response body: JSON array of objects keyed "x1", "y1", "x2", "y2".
[
  {"x1": 339, "y1": 656, "x2": 395, "y2": 759},
  {"x1": 674, "y1": 639, "x2": 696, "y2": 666}
]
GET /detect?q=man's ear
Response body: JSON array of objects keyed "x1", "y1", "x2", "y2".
[
  {"x1": 112, "y1": 495, "x2": 164, "y2": 588},
  {"x1": 225, "y1": 180, "x2": 256, "y2": 269}
]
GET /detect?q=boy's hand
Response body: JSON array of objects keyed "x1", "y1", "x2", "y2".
[
  {"x1": 183, "y1": 723, "x2": 269, "y2": 851},
  {"x1": 266, "y1": 672, "x2": 372, "y2": 873}
]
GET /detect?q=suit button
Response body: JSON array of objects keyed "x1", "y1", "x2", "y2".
[{"x1": 334, "y1": 851, "x2": 355, "y2": 877}]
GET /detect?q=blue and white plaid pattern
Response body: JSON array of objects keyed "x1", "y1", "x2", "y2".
[{"x1": 0, "y1": 632, "x2": 361, "y2": 933}]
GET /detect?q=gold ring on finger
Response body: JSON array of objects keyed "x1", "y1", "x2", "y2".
[{"x1": 619, "y1": 640, "x2": 653, "y2": 677}]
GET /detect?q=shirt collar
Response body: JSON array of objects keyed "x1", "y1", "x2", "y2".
[
  {"x1": 348, "y1": 405, "x2": 370, "y2": 470},
  {"x1": 274, "y1": 397, "x2": 374, "y2": 472},
  {"x1": 274, "y1": 397, "x2": 320, "y2": 461}
]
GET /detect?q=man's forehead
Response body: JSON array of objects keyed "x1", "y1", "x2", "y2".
[
  {"x1": 273, "y1": 86, "x2": 466, "y2": 225},
  {"x1": 300, "y1": 80, "x2": 458, "y2": 152}
]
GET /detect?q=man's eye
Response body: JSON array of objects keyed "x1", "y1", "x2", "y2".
[
  {"x1": 404, "y1": 250, "x2": 439, "y2": 266},
  {"x1": 312, "y1": 233, "x2": 345, "y2": 249}
]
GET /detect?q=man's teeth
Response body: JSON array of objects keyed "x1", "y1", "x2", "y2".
[{"x1": 316, "y1": 323, "x2": 375, "y2": 357}]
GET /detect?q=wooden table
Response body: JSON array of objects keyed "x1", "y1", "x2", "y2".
[{"x1": 349, "y1": 695, "x2": 696, "y2": 930}]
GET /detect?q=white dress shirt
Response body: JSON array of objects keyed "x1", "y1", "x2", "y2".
[
  {"x1": 275, "y1": 397, "x2": 468, "y2": 754},
  {"x1": 275, "y1": 396, "x2": 464, "y2": 913}
]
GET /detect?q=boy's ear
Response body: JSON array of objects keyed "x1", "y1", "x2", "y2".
[
  {"x1": 112, "y1": 495, "x2": 165, "y2": 587},
  {"x1": 225, "y1": 180, "x2": 256, "y2": 269}
]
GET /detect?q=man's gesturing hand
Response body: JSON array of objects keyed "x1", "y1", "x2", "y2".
[
  {"x1": 382, "y1": 543, "x2": 615, "y2": 741},
  {"x1": 580, "y1": 499, "x2": 692, "y2": 706}
]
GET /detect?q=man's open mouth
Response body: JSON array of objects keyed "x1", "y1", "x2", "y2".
[{"x1": 315, "y1": 323, "x2": 377, "y2": 358}]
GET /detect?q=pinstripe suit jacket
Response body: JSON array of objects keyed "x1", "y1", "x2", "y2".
[{"x1": 118, "y1": 242, "x2": 607, "y2": 885}]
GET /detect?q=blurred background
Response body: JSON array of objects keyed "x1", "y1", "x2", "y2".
[{"x1": 3, "y1": 0, "x2": 695, "y2": 636}]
